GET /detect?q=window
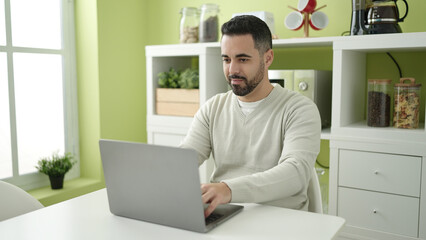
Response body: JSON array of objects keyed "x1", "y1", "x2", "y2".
[{"x1": 0, "y1": 0, "x2": 78, "y2": 190}]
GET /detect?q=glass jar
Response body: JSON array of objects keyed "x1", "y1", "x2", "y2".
[
  {"x1": 367, "y1": 79, "x2": 392, "y2": 127},
  {"x1": 394, "y1": 78, "x2": 422, "y2": 129},
  {"x1": 199, "y1": 4, "x2": 219, "y2": 42},
  {"x1": 180, "y1": 7, "x2": 199, "y2": 43}
]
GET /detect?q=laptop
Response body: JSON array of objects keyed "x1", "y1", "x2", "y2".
[{"x1": 99, "y1": 139, "x2": 243, "y2": 233}]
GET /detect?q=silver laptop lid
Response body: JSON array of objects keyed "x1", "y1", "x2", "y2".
[{"x1": 99, "y1": 139, "x2": 207, "y2": 232}]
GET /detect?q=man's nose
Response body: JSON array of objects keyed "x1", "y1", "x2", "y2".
[{"x1": 228, "y1": 61, "x2": 240, "y2": 75}]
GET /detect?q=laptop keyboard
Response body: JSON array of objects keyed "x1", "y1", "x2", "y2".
[{"x1": 205, "y1": 213, "x2": 223, "y2": 225}]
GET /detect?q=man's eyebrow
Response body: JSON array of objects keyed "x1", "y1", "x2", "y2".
[
  {"x1": 236, "y1": 53, "x2": 252, "y2": 58},
  {"x1": 221, "y1": 53, "x2": 252, "y2": 58}
]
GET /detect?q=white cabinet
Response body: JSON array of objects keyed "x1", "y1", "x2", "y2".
[
  {"x1": 338, "y1": 187, "x2": 419, "y2": 238},
  {"x1": 337, "y1": 150, "x2": 422, "y2": 238},
  {"x1": 330, "y1": 142, "x2": 426, "y2": 240},
  {"x1": 328, "y1": 32, "x2": 426, "y2": 240},
  {"x1": 146, "y1": 33, "x2": 426, "y2": 239},
  {"x1": 339, "y1": 150, "x2": 421, "y2": 197}
]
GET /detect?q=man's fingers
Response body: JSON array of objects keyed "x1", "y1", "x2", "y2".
[
  {"x1": 204, "y1": 200, "x2": 218, "y2": 217},
  {"x1": 202, "y1": 192, "x2": 211, "y2": 204},
  {"x1": 200, "y1": 184, "x2": 207, "y2": 194},
  {"x1": 201, "y1": 185, "x2": 213, "y2": 204},
  {"x1": 200, "y1": 183, "x2": 232, "y2": 217}
]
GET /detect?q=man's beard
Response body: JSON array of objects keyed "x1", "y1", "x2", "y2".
[{"x1": 227, "y1": 62, "x2": 265, "y2": 96}]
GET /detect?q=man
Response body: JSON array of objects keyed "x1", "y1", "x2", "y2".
[{"x1": 180, "y1": 15, "x2": 321, "y2": 217}]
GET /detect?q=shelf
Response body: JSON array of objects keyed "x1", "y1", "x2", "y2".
[
  {"x1": 321, "y1": 128, "x2": 331, "y2": 140},
  {"x1": 28, "y1": 177, "x2": 104, "y2": 207},
  {"x1": 272, "y1": 36, "x2": 336, "y2": 48},
  {"x1": 331, "y1": 33, "x2": 426, "y2": 147},
  {"x1": 331, "y1": 121, "x2": 426, "y2": 151},
  {"x1": 146, "y1": 32, "x2": 426, "y2": 54},
  {"x1": 146, "y1": 32, "x2": 426, "y2": 150},
  {"x1": 146, "y1": 42, "x2": 220, "y2": 57},
  {"x1": 146, "y1": 35, "x2": 336, "y2": 54},
  {"x1": 345, "y1": 120, "x2": 425, "y2": 132},
  {"x1": 334, "y1": 32, "x2": 426, "y2": 52}
]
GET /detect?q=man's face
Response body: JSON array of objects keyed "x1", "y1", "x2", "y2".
[{"x1": 220, "y1": 34, "x2": 266, "y2": 97}]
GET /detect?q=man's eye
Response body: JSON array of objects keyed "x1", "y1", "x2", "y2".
[
  {"x1": 222, "y1": 58, "x2": 230, "y2": 63},
  {"x1": 239, "y1": 58, "x2": 248, "y2": 62}
]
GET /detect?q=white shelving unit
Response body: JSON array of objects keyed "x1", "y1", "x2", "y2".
[
  {"x1": 331, "y1": 33, "x2": 426, "y2": 144},
  {"x1": 146, "y1": 32, "x2": 426, "y2": 240},
  {"x1": 146, "y1": 43, "x2": 226, "y2": 182},
  {"x1": 329, "y1": 32, "x2": 426, "y2": 240}
]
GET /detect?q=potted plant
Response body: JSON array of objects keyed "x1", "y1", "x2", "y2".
[
  {"x1": 156, "y1": 67, "x2": 199, "y2": 117},
  {"x1": 36, "y1": 152, "x2": 76, "y2": 190}
]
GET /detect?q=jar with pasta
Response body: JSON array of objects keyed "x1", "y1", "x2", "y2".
[
  {"x1": 393, "y1": 78, "x2": 422, "y2": 129},
  {"x1": 180, "y1": 7, "x2": 199, "y2": 43}
]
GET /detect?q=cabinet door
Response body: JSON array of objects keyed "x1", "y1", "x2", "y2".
[
  {"x1": 339, "y1": 150, "x2": 421, "y2": 197},
  {"x1": 338, "y1": 187, "x2": 419, "y2": 238}
]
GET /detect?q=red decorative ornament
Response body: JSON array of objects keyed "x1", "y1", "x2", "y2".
[
  {"x1": 285, "y1": 0, "x2": 328, "y2": 37},
  {"x1": 298, "y1": 0, "x2": 317, "y2": 14}
]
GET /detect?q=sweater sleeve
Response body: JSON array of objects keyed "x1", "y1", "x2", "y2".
[
  {"x1": 222, "y1": 99, "x2": 321, "y2": 205},
  {"x1": 179, "y1": 100, "x2": 212, "y2": 166}
]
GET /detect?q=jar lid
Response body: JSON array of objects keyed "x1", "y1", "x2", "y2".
[
  {"x1": 368, "y1": 79, "x2": 391, "y2": 84},
  {"x1": 394, "y1": 77, "x2": 422, "y2": 87}
]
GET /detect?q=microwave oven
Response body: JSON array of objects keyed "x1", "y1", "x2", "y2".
[{"x1": 269, "y1": 70, "x2": 332, "y2": 128}]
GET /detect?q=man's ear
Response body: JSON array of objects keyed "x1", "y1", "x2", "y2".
[{"x1": 264, "y1": 49, "x2": 274, "y2": 67}]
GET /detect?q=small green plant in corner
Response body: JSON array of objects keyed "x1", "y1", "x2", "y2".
[
  {"x1": 157, "y1": 67, "x2": 199, "y2": 89},
  {"x1": 157, "y1": 67, "x2": 181, "y2": 88},
  {"x1": 36, "y1": 152, "x2": 76, "y2": 189},
  {"x1": 179, "y1": 68, "x2": 199, "y2": 89}
]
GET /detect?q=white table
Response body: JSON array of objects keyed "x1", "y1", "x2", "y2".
[{"x1": 0, "y1": 189, "x2": 345, "y2": 240}]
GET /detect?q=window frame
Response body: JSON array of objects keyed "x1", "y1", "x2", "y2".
[{"x1": 0, "y1": 0, "x2": 79, "y2": 190}]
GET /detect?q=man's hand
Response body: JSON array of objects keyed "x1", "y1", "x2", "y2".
[{"x1": 201, "y1": 182, "x2": 232, "y2": 217}]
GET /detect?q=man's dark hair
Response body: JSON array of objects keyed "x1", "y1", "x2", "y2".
[{"x1": 221, "y1": 15, "x2": 272, "y2": 54}]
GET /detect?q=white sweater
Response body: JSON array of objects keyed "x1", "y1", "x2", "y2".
[{"x1": 180, "y1": 85, "x2": 321, "y2": 210}]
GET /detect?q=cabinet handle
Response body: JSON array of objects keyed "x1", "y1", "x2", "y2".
[
  {"x1": 298, "y1": 81, "x2": 308, "y2": 91},
  {"x1": 374, "y1": 170, "x2": 379, "y2": 175},
  {"x1": 373, "y1": 209, "x2": 377, "y2": 214}
]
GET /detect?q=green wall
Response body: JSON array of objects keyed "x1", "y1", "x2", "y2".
[
  {"x1": 75, "y1": 0, "x2": 101, "y2": 180},
  {"x1": 76, "y1": 0, "x2": 148, "y2": 182},
  {"x1": 97, "y1": 1, "x2": 147, "y2": 142},
  {"x1": 67, "y1": 0, "x2": 426, "y2": 205}
]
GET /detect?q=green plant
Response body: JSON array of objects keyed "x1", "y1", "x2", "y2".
[
  {"x1": 157, "y1": 67, "x2": 199, "y2": 89},
  {"x1": 157, "y1": 67, "x2": 180, "y2": 88},
  {"x1": 179, "y1": 68, "x2": 199, "y2": 89},
  {"x1": 36, "y1": 152, "x2": 76, "y2": 177}
]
